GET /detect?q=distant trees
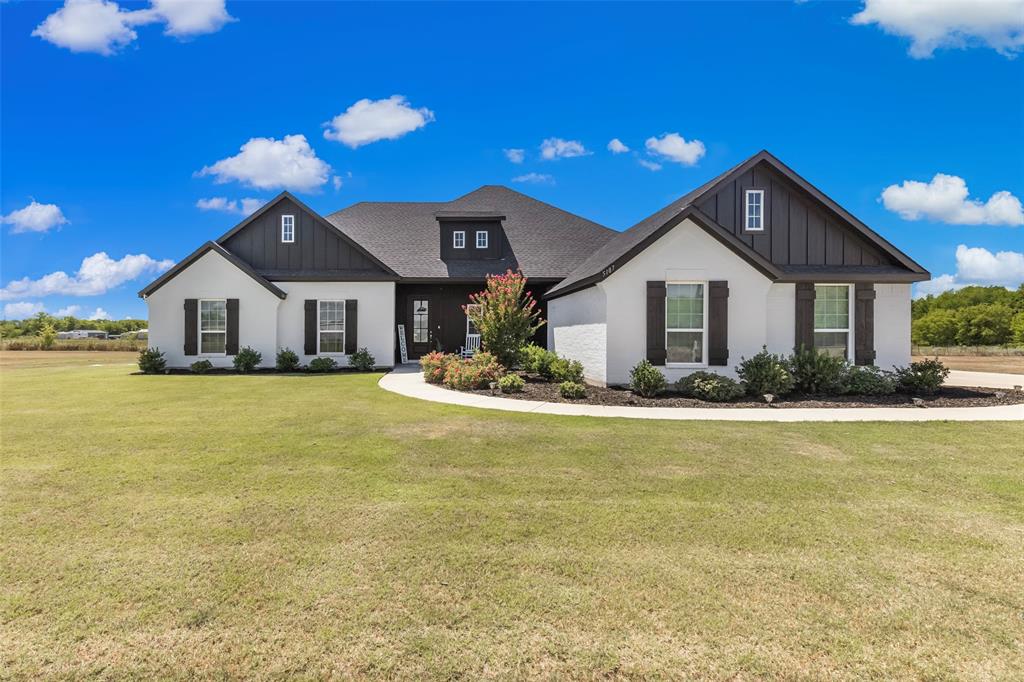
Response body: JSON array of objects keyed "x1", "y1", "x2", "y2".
[
  {"x1": 912, "y1": 285, "x2": 1024, "y2": 346},
  {"x1": 0, "y1": 311, "x2": 147, "y2": 339}
]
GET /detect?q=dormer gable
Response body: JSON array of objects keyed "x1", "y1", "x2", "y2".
[{"x1": 435, "y1": 210, "x2": 506, "y2": 261}]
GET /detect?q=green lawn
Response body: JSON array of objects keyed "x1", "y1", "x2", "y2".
[{"x1": 2, "y1": 352, "x2": 1023, "y2": 679}]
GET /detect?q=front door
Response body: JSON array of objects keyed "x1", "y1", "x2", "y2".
[{"x1": 407, "y1": 295, "x2": 435, "y2": 358}]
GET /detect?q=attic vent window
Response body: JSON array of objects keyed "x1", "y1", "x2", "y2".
[
  {"x1": 453, "y1": 231, "x2": 466, "y2": 249},
  {"x1": 476, "y1": 230, "x2": 488, "y2": 249},
  {"x1": 744, "y1": 190, "x2": 764, "y2": 231},
  {"x1": 281, "y1": 215, "x2": 295, "y2": 243}
]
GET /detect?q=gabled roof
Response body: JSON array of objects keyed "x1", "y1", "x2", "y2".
[
  {"x1": 138, "y1": 241, "x2": 286, "y2": 299},
  {"x1": 325, "y1": 185, "x2": 617, "y2": 279},
  {"x1": 546, "y1": 150, "x2": 929, "y2": 299}
]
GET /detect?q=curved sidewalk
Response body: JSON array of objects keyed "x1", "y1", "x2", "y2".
[{"x1": 379, "y1": 366, "x2": 1024, "y2": 422}]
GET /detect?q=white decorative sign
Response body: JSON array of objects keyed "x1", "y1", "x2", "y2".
[{"x1": 397, "y1": 324, "x2": 408, "y2": 364}]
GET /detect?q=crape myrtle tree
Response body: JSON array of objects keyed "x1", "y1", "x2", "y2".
[{"x1": 465, "y1": 269, "x2": 545, "y2": 368}]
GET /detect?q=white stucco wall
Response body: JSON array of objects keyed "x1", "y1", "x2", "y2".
[
  {"x1": 275, "y1": 281, "x2": 395, "y2": 368},
  {"x1": 874, "y1": 283, "x2": 911, "y2": 369},
  {"x1": 547, "y1": 284, "x2": 608, "y2": 384},
  {"x1": 146, "y1": 250, "x2": 281, "y2": 368}
]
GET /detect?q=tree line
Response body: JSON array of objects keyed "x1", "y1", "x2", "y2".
[
  {"x1": 912, "y1": 285, "x2": 1024, "y2": 346},
  {"x1": 0, "y1": 312, "x2": 147, "y2": 339}
]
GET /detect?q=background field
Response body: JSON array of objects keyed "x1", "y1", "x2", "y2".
[{"x1": 2, "y1": 352, "x2": 1022, "y2": 679}]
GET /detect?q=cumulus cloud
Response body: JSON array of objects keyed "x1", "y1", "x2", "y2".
[
  {"x1": 504, "y1": 148, "x2": 525, "y2": 164},
  {"x1": 850, "y1": 0, "x2": 1024, "y2": 58},
  {"x1": 3, "y1": 302, "x2": 46, "y2": 319},
  {"x1": 197, "y1": 135, "x2": 331, "y2": 192},
  {"x1": 322, "y1": 95, "x2": 434, "y2": 148},
  {"x1": 196, "y1": 196, "x2": 267, "y2": 215},
  {"x1": 0, "y1": 252, "x2": 173, "y2": 301},
  {"x1": 87, "y1": 307, "x2": 111, "y2": 320},
  {"x1": 32, "y1": 0, "x2": 233, "y2": 55},
  {"x1": 2, "y1": 200, "x2": 69, "y2": 234},
  {"x1": 645, "y1": 133, "x2": 706, "y2": 166},
  {"x1": 512, "y1": 173, "x2": 555, "y2": 185},
  {"x1": 880, "y1": 173, "x2": 1023, "y2": 226},
  {"x1": 539, "y1": 138, "x2": 589, "y2": 160},
  {"x1": 637, "y1": 159, "x2": 663, "y2": 172},
  {"x1": 914, "y1": 244, "x2": 1024, "y2": 297},
  {"x1": 56, "y1": 305, "x2": 82, "y2": 317},
  {"x1": 607, "y1": 138, "x2": 630, "y2": 154}
]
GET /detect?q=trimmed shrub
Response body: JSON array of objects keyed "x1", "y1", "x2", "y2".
[
  {"x1": 788, "y1": 347, "x2": 848, "y2": 394},
  {"x1": 842, "y1": 365, "x2": 897, "y2": 396},
  {"x1": 190, "y1": 359, "x2": 213, "y2": 374},
  {"x1": 137, "y1": 347, "x2": 166, "y2": 374},
  {"x1": 559, "y1": 381, "x2": 587, "y2": 399},
  {"x1": 520, "y1": 344, "x2": 554, "y2": 375},
  {"x1": 548, "y1": 356, "x2": 584, "y2": 383},
  {"x1": 308, "y1": 357, "x2": 338, "y2": 373},
  {"x1": 443, "y1": 351, "x2": 505, "y2": 391},
  {"x1": 894, "y1": 358, "x2": 949, "y2": 395},
  {"x1": 676, "y1": 371, "x2": 745, "y2": 402},
  {"x1": 629, "y1": 359, "x2": 667, "y2": 398},
  {"x1": 737, "y1": 347, "x2": 793, "y2": 396},
  {"x1": 276, "y1": 348, "x2": 300, "y2": 371},
  {"x1": 348, "y1": 347, "x2": 376, "y2": 371},
  {"x1": 232, "y1": 346, "x2": 262, "y2": 373},
  {"x1": 420, "y1": 351, "x2": 458, "y2": 384},
  {"x1": 498, "y1": 373, "x2": 525, "y2": 393}
]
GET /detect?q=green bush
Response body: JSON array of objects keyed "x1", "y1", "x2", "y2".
[
  {"x1": 308, "y1": 357, "x2": 338, "y2": 373},
  {"x1": 276, "y1": 348, "x2": 300, "y2": 371},
  {"x1": 842, "y1": 365, "x2": 896, "y2": 395},
  {"x1": 40, "y1": 324, "x2": 57, "y2": 349},
  {"x1": 548, "y1": 356, "x2": 584, "y2": 383},
  {"x1": 736, "y1": 347, "x2": 794, "y2": 396},
  {"x1": 675, "y1": 371, "x2": 745, "y2": 402},
  {"x1": 520, "y1": 344, "x2": 554, "y2": 375},
  {"x1": 420, "y1": 351, "x2": 458, "y2": 384},
  {"x1": 788, "y1": 346, "x2": 848, "y2": 394},
  {"x1": 348, "y1": 347, "x2": 376, "y2": 371},
  {"x1": 232, "y1": 346, "x2": 262, "y2": 373},
  {"x1": 894, "y1": 358, "x2": 949, "y2": 395},
  {"x1": 1013, "y1": 311, "x2": 1024, "y2": 345},
  {"x1": 190, "y1": 359, "x2": 213, "y2": 374},
  {"x1": 629, "y1": 359, "x2": 666, "y2": 398},
  {"x1": 137, "y1": 347, "x2": 166, "y2": 374},
  {"x1": 912, "y1": 309, "x2": 958, "y2": 346},
  {"x1": 498, "y1": 373, "x2": 525, "y2": 393},
  {"x1": 559, "y1": 381, "x2": 587, "y2": 399}
]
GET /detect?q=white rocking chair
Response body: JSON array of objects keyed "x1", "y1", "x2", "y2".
[{"x1": 460, "y1": 334, "x2": 481, "y2": 359}]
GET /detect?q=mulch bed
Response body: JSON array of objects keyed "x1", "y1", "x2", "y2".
[{"x1": 456, "y1": 374, "x2": 1024, "y2": 409}]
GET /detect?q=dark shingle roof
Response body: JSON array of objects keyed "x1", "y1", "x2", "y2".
[{"x1": 325, "y1": 186, "x2": 616, "y2": 279}]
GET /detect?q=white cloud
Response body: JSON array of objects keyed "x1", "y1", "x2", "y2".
[
  {"x1": 196, "y1": 196, "x2": 267, "y2": 215},
  {"x1": 0, "y1": 252, "x2": 173, "y2": 300},
  {"x1": 851, "y1": 0, "x2": 1024, "y2": 58},
  {"x1": 332, "y1": 175, "x2": 343, "y2": 191},
  {"x1": 197, "y1": 135, "x2": 331, "y2": 192},
  {"x1": 914, "y1": 244, "x2": 1024, "y2": 297},
  {"x1": 2, "y1": 200, "x2": 69, "y2": 234},
  {"x1": 607, "y1": 138, "x2": 630, "y2": 154},
  {"x1": 512, "y1": 173, "x2": 555, "y2": 185},
  {"x1": 644, "y1": 133, "x2": 706, "y2": 166},
  {"x1": 504, "y1": 148, "x2": 525, "y2": 164},
  {"x1": 880, "y1": 173, "x2": 1023, "y2": 226},
  {"x1": 540, "y1": 138, "x2": 589, "y2": 160},
  {"x1": 32, "y1": 0, "x2": 233, "y2": 55},
  {"x1": 87, "y1": 307, "x2": 111, "y2": 320},
  {"x1": 637, "y1": 159, "x2": 663, "y2": 172},
  {"x1": 322, "y1": 95, "x2": 435, "y2": 148},
  {"x1": 56, "y1": 305, "x2": 82, "y2": 317},
  {"x1": 3, "y1": 302, "x2": 46, "y2": 319}
]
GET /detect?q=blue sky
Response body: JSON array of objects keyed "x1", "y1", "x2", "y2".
[{"x1": 2, "y1": 0, "x2": 1022, "y2": 320}]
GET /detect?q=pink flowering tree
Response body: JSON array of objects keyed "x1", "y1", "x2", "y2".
[{"x1": 465, "y1": 269, "x2": 545, "y2": 368}]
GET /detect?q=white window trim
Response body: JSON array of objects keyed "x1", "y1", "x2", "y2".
[
  {"x1": 281, "y1": 215, "x2": 295, "y2": 243},
  {"x1": 465, "y1": 303, "x2": 481, "y2": 336},
  {"x1": 744, "y1": 189, "x2": 765, "y2": 232},
  {"x1": 198, "y1": 298, "x2": 227, "y2": 357},
  {"x1": 665, "y1": 280, "x2": 709, "y2": 369},
  {"x1": 475, "y1": 230, "x2": 488, "y2": 249},
  {"x1": 813, "y1": 283, "x2": 854, "y2": 360},
  {"x1": 317, "y1": 299, "x2": 346, "y2": 356},
  {"x1": 453, "y1": 230, "x2": 466, "y2": 249}
]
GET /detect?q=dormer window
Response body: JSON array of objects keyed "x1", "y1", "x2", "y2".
[
  {"x1": 281, "y1": 215, "x2": 295, "y2": 242},
  {"x1": 476, "y1": 230, "x2": 488, "y2": 249},
  {"x1": 453, "y1": 231, "x2": 466, "y2": 248},
  {"x1": 744, "y1": 190, "x2": 764, "y2": 231}
]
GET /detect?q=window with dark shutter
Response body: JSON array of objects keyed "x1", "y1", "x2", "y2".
[
  {"x1": 226, "y1": 299, "x2": 239, "y2": 355},
  {"x1": 708, "y1": 281, "x2": 729, "y2": 366},
  {"x1": 794, "y1": 282, "x2": 815, "y2": 352},
  {"x1": 304, "y1": 299, "x2": 317, "y2": 355},
  {"x1": 183, "y1": 299, "x2": 198, "y2": 356},
  {"x1": 344, "y1": 300, "x2": 358, "y2": 354},
  {"x1": 646, "y1": 281, "x2": 667, "y2": 365},
  {"x1": 854, "y1": 283, "x2": 876, "y2": 365}
]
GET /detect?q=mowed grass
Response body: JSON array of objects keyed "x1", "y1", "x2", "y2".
[{"x1": 2, "y1": 352, "x2": 1023, "y2": 679}]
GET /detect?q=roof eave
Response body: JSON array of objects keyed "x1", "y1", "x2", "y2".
[{"x1": 138, "y1": 241, "x2": 287, "y2": 299}]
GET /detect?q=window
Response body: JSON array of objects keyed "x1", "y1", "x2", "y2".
[
  {"x1": 199, "y1": 299, "x2": 226, "y2": 355},
  {"x1": 465, "y1": 303, "x2": 481, "y2": 336},
  {"x1": 665, "y1": 283, "x2": 705, "y2": 364},
  {"x1": 412, "y1": 299, "x2": 429, "y2": 343},
  {"x1": 281, "y1": 215, "x2": 295, "y2": 243},
  {"x1": 475, "y1": 230, "x2": 488, "y2": 249},
  {"x1": 318, "y1": 300, "x2": 345, "y2": 354},
  {"x1": 814, "y1": 284, "x2": 851, "y2": 358},
  {"x1": 745, "y1": 190, "x2": 764, "y2": 231},
  {"x1": 453, "y1": 231, "x2": 466, "y2": 249}
]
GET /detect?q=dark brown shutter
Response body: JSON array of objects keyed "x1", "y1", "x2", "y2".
[
  {"x1": 225, "y1": 299, "x2": 239, "y2": 355},
  {"x1": 854, "y1": 283, "x2": 876, "y2": 366},
  {"x1": 304, "y1": 299, "x2": 317, "y2": 355},
  {"x1": 794, "y1": 282, "x2": 815, "y2": 352},
  {"x1": 708, "y1": 281, "x2": 729, "y2": 366},
  {"x1": 344, "y1": 299, "x2": 358, "y2": 354},
  {"x1": 646, "y1": 281, "x2": 667, "y2": 365},
  {"x1": 183, "y1": 299, "x2": 198, "y2": 356}
]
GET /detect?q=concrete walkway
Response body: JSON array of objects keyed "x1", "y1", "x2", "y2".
[
  {"x1": 379, "y1": 365, "x2": 1024, "y2": 422},
  {"x1": 945, "y1": 369, "x2": 1023, "y2": 390}
]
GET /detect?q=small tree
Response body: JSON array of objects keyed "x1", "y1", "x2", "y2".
[
  {"x1": 465, "y1": 270, "x2": 545, "y2": 368},
  {"x1": 39, "y1": 324, "x2": 57, "y2": 349}
]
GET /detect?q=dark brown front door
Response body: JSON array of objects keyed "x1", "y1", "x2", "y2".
[{"x1": 407, "y1": 295, "x2": 435, "y2": 358}]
